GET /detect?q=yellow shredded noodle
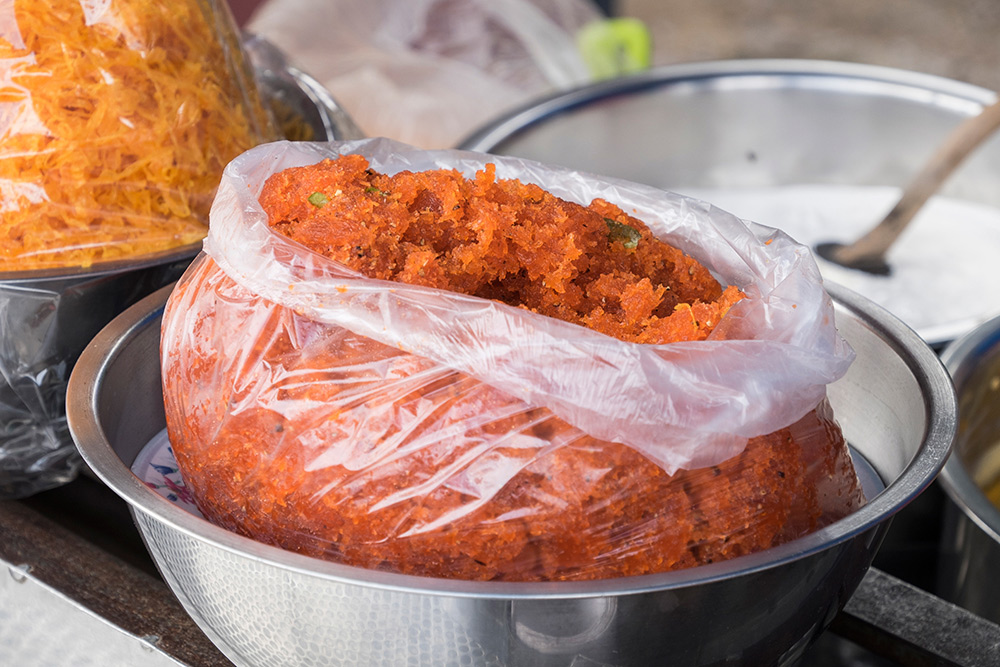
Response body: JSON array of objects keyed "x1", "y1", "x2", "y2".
[{"x1": 0, "y1": 0, "x2": 280, "y2": 270}]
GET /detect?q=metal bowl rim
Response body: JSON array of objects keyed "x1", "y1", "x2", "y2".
[
  {"x1": 458, "y1": 57, "x2": 999, "y2": 153},
  {"x1": 0, "y1": 242, "x2": 203, "y2": 284},
  {"x1": 938, "y1": 312, "x2": 1000, "y2": 542},
  {"x1": 67, "y1": 280, "x2": 955, "y2": 600}
]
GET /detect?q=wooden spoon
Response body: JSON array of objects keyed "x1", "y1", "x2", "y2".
[{"x1": 815, "y1": 97, "x2": 1000, "y2": 275}]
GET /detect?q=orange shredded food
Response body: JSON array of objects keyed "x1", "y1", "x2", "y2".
[
  {"x1": 260, "y1": 155, "x2": 744, "y2": 342},
  {"x1": 163, "y1": 157, "x2": 866, "y2": 582},
  {"x1": 0, "y1": 0, "x2": 279, "y2": 271}
]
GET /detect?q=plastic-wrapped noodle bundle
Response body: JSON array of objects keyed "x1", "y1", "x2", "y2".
[
  {"x1": 161, "y1": 138, "x2": 866, "y2": 582},
  {"x1": 0, "y1": 0, "x2": 279, "y2": 271},
  {"x1": 0, "y1": 0, "x2": 279, "y2": 498}
]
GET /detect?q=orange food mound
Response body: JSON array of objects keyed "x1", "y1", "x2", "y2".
[
  {"x1": 260, "y1": 154, "x2": 743, "y2": 343},
  {"x1": 162, "y1": 156, "x2": 866, "y2": 582},
  {"x1": 0, "y1": 0, "x2": 279, "y2": 271}
]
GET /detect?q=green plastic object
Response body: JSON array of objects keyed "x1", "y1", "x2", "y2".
[{"x1": 576, "y1": 17, "x2": 652, "y2": 80}]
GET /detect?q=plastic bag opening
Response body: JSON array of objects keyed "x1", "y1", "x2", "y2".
[{"x1": 160, "y1": 138, "x2": 864, "y2": 581}]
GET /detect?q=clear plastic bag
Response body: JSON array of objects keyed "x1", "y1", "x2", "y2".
[
  {"x1": 0, "y1": 258, "x2": 192, "y2": 499},
  {"x1": 0, "y1": 0, "x2": 279, "y2": 271},
  {"x1": 160, "y1": 138, "x2": 865, "y2": 581},
  {"x1": 246, "y1": 0, "x2": 603, "y2": 148}
]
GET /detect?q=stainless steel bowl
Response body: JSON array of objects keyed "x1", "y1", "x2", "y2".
[
  {"x1": 66, "y1": 281, "x2": 954, "y2": 667},
  {"x1": 0, "y1": 42, "x2": 348, "y2": 499},
  {"x1": 460, "y1": 59, "x2": 1000, "y2": 347},
  {"x1": 937, "y1": 314, "x2": 1000, "y2": 623}
]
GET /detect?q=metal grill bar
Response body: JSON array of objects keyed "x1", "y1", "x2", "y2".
[{"x1": 832, "y1": 568, "x2": 1000, "y2": 666}]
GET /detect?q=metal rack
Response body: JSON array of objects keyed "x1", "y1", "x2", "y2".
[{"x1": 2, "y1": 475, "x2": 998, "y2": 667}]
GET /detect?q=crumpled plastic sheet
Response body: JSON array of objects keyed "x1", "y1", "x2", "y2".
[
  {"x1": 198, "y1": 138, "x2": 855, "y2": 473},
  {"x1": 0, "y1": 258, "x2": 193, "y2": 499}
]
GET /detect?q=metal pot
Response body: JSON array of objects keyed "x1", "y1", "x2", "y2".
[
  {"x1": 459, "y1": 59, "x2": 1000, "y2": 347},
  {"x1": 65, "y1": 280, "x2": 954, "y2": 667},
  {"x1": 937, "y1": 314, "x2": 1000, "y2": 622},
  {"x1": 460, "y1": 59, "x2": 999, "y2": 202}
]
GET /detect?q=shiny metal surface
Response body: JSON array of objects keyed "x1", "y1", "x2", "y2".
[
  {"x1": 938, "y1": 314, "x2": 1000, "y2": 623},
  {"x1": 242, "y1": 34, "x2": 365, "y2": 143},
  {"x1": 460, "y1": 59, "x2": 998, "y2": 202},
  {"x1": 0, "y1": 42, "x2": 345, "y2": 500},
  {"x1": 0, "y1": 561, "x2": 184, "y2": 667},
  {"x1": 66, "y1": 281, "x2": 954, "y2": 667},
  {"x1": 0, "y1": 480, "x2": 232, "y2": 666}
]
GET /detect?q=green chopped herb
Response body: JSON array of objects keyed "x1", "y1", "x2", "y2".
[
  {"x1": 307, "y1": 192, "x2": 328, "y2": 208},
  {"x1": 605, "y1": 217, "x2": 640, "y2": 249},
  {"x1": 365, "y1": 185, "x2": 391, "y2": 196}
]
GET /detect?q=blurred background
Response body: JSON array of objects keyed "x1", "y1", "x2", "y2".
[
  {"x1": 623, "y1": 0, "x2": 1000, "y2": 93},
  {"x1": 228, "y1": 0, "x2": 1000, "y2": 108},
  {"x1": 225, "y1": 0, "x2": 1000, "y2": 149},
  {"x1": 229, "y1": 0, "x2": 1000, "y2": 89}
]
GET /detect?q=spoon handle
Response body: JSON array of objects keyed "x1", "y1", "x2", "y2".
[{"x1": 832, "y1": 97, "x2": 1000, "y2": 264}]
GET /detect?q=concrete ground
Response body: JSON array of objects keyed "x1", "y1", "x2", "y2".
[{"x1": 621, "y1": 0, "x2": 1000, "y2": 93}]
